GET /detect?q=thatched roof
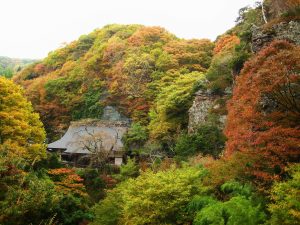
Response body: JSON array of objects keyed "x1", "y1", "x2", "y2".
[{"x1": 47, "y1": 119, "x2": 128, "y2": 155}]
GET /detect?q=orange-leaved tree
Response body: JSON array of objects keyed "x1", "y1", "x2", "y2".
[
  {"x1": 206, "y1": 34, "x2": 241, "y2": 93},
  {"x1": 213, "y1": 34, "x2": 240, "y2": 55},
  {"x1": 225, "y1": 40, "x2": 300, "y2": 183},
  {"x1": 48, "y1": 168, "x2": 87, "y2": 197}
]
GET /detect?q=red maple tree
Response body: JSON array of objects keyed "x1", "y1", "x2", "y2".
[{"x1": 225, "y1": 40, "x2": 300, "y2": 182}]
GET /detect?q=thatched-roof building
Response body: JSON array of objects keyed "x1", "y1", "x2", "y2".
[{"x1": 48, "y1": 109, "x2": 129, "y2": 167}]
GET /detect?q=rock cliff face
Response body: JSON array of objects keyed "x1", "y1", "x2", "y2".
[
  {"x1": 188, "y1": 21, "x2": 300, "y2": 133},
  {"x1": 188, "y1": 90, "x2": 215, "y2": 133},
  {"x1": 252, "y1": 20, "x2": 300, "y2": 114},
  {"x1": 188, "y1": 90, "x2": 227, "y2": 133},
  {"x1": 252, "y1": 20, "x2": 300, "y2": 52},
  {"x1": 101, "y1": 106, "x2": 130, "y2": 123}
]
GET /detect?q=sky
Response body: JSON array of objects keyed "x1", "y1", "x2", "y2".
[{"x1": 0, "y1": 0, "x2": 257, "y2": 59}]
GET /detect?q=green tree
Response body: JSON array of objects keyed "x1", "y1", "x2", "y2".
[
  {"x1": 190, "y1": 182, "x2": 266, "y2": 225},
  {"x1": 92, "y1": 166, "x2": 207, "y2": 225},
  {"x1": 149, "y1": 71, "x2": 205, "y2": 141},
  {"x1": 114, "y1": 158, "x2": 140, "y2": 181},
  {"x1": 121, "y1": 167, "x2": 206, "y2": 224},
  {"x1": 77, "y1": 168, "x2": 106, "y2": 202},
  {"x1": 206, "y1": 35, "x2": 241, "y2": 94},
  {"x1": 193, "y1": 196, "x2": 266, "y2": 225},
  {"x1": 91, "y1": 188, "x2": 123, "y2": 225},
  {"x1": 123, "y1": 123, "x2": 148, "y2": 154},
  {"x1": 0, "y1": 171, "x2": 58, "y2": 225},
  {"x1": 0, "y1": 65, "x2": 13, "y2": 78},
  {"x1": 268, "y1": 164, "x2": 300, "y2": 225},
  {"x1": 0, "y1": 77, "x2": 46, "y2": 163},
  {"x1": 175, "y1": 124, "x2": 226, "y2": 159}
]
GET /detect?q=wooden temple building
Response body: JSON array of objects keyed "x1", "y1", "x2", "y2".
[{"x1": 47, "y1": 107, "x2": 129, "y2": 167}]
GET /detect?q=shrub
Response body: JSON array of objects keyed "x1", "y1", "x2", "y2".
[
  {"x1": 91, "y1": 188, "x2": 123, "y2": 225},
  {"x1": 114, "y1": 158, "x2": 140, "y2": 181},
  {"x1": 190, "y1": 182, "x2": 266, "y2": 225},
  {"x1": 268, "y1": 164, "x2": 300, "y2": 225},
  {"x1": 193, "y1": 196, "x2": 266, "y2": 225},
  {"x1": 175, "y1": 124, "x2": 226, "y2": 159},
  {"x1": 123, "y1": 123, "x2": 148, "y2": 155},
  {"x1": 92, "y1": 166, "x2": 207, "y2": 225}
]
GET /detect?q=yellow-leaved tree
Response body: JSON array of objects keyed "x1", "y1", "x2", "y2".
[{"x1": 0, "y1": 77, "x2": 46, "y2": 163}]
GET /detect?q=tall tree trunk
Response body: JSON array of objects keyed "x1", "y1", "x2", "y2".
[{"x1": 262, "y1": 0, "x2": 268, "y2": 23}]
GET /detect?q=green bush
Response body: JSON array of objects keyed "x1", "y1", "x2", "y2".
[
  {"x1": 175, "y1": 124, "x2": 226, "y2": 159},
  {"x1": 92, "y1": 166, "x2": 207, "y2": 225},
  {"x1": 193, "y1": 196, "x2": 266, "y2": 225},
  {"x1": 78, "y1": 169, "x2": 106, "y2": 202},
  {"x1": 114, "y1": 158, "x2": 140, "y2": 181},
  {"x1": 53, "y1": 194, "x2": 92, "y2": 225},
  {"x1": 33, "y1": 153, "x2": 63, "y2": 170},
  {"x1": 268, "y1": 164, "x2": 300, "y2": 225},
  {"x1": 190, "y1": 182, "x2": 266, "y2": 225},
  {"x1": 123, "y1": 123, "x2": 148, "y2": 154},
  {"x1": 91, "y1": 186, "x2": 124, "y2": 225}
]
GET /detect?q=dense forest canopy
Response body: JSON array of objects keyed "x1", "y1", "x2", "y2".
[
  {"x1": 14, "y1": 24, "x2": 214, "y2": 141},
  {"x1": 1, "y1": 0, "x2": 300, "y2": 224}
]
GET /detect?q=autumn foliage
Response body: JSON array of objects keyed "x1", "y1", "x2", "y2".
[
  {"x1": 213, "y1": 35, "x2": 240, "y2": 55},
  {"x1": 205, "y1": 34, "x2": 241, "y2": 94},
  {"x1": 14, "y1": 25, "x2": 214, "y2": 140},
  {"x1": 2, "y1": 4, "x2": 300, "y2": 225},
  {"x1": 0, "y1": 77, "x2": 46, "y2": 163},
  {"x1": 225, "y1": 40, "x2": 300, "y2": 181},
  {"x1": 48, "y1": 168, "x2": 86, "y2": 196},
  {"x1": 267, "y1": 0, "x2": 300, "y2": 16}
]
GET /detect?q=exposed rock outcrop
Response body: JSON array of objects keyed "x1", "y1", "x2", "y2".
[
  {"x1": 101, "y1": 106, "x2": 130, "y2": 123},
  {"x1": 189, "y1": 21, "x2": 299, "y2": 134},
  {"x1": 252, "y1": 20, "x2": 300, "y2": 52},
  {"x1": 188, "y1": 90, "x2": 227, "y2": 133},
  {"x1": 188, "y1": 90, "x2": 215, "y2": 133}
]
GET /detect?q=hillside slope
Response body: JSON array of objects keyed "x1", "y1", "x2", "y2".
[
  {"x1": 14, "y1": 24, "x2": 214, "y2": 139},
  {"x1": 3, "y1": 1, "x2": 300, "y2": 224},
  {"x1": 0, "y1": 56, "x2": 36, "y2": 78}
]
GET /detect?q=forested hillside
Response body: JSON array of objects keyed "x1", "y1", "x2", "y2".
[
  {"x1": 14, "y1": 24, "x2": 214, "y2": 140},
  {"x1": 0, "y1": 56, "x2": 36, "y2": 78},
  {"x1": 1, "y1": 0, "x2": 299, "y2": 224}
]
